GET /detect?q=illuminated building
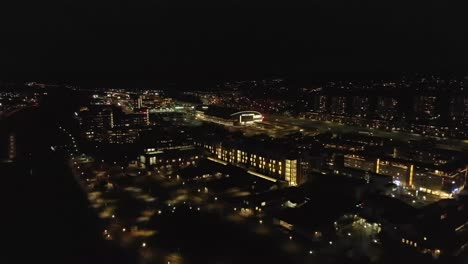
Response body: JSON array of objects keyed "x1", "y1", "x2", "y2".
[
  {"x1": 233, "y1": 111, "x2": 264, "y2": 125},
  {"x1": 198, "y1": 142, "x2": 305, "y2": 186},
  {"x1": 284, "y1": 159, "x2": 297, "y2": 186},
  {"x1": 8, "y1": 133, "x2": 15, "y2": 160},
  {"x1": 1, "y1": 131, "x2": 16, "y2": 161},
  {"x1": 330, "y1": 96, "x2": 347, "y2": 115},
  {"x1": 79, "y1": 106, "x2": 114, "y2": 142},
  {"x1": 343, "y1": 153, "x2": 467, "y2": 198},
  {"x1": 107, "y1": 128, "x2": 139, "y2": 144},
  {"x1": 131, "y1": 94, "x2": 143, "y2": 108},
  {"x1": 195, "y1": 105, "x2": 263, "y2": 126},
  {"x1": 139, "y1": 147, "x2": 202, "y2": 169},
  {"x1": 137, "y1": 96, "x2": 143, "y2": 108},
  {"x1": 343, "y1": 154, "x2": 375, "y2": 172},
  {"x1": 413, "y1": 96, "x2": 438, "y2": 120},
  {"x1": 90, "y1": 93, "x2": 112, "y2": 105},
  {"x1": 124, "y1": 108, "x2": 150, "y2": 127},
  {"x1": 449, "y1": 96, "x2": 468, "y2": 121},
  {"x1": 313, "y1": 95, "x2": 328, "y2": 113},
  {"x1": 79, "y1": 106, "x2": 114, "y2": 130},
  {"x1": 377, "y1": 97, "x2": 398, "y2": 120},
  {"x1": 79, "y1": 102, "x2": 149, "y2": 143},
  {"x1": 352, "y1": 96, "x2": 370, "y2": 117}
]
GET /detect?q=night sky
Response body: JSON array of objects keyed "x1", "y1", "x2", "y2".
[{"x1": 1, "y1": 1, "x2": 467, "y2": 83}]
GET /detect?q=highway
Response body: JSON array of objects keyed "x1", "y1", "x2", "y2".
[
  {"x1": 264, "y1": 114, "x2": 468, "y2": 151},
  {"x1": 195, "y1": 112, "x2": 468, "y2": 150}
]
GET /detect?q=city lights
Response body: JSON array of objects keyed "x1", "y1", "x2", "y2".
[{"x1": 4, "y1": 69, "x2": 467, "y2": 264}]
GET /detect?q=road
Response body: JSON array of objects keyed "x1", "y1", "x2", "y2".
[
  {"x1": 265, "y1": 114, "x2": 468, "y2": 150},
  {"x1": 193, "y1": 111, "x2": 468, "y2": 150}
]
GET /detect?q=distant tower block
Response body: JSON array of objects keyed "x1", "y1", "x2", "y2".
[
  {"x1": 8, "y1": 133, "x2": 16, "y2": 160},
  {"x1": 138, "y1": 96, "x2": 143, "y2": 108}
]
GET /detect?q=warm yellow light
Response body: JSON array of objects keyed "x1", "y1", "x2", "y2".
[{"x1": 409, "y1": 165, "x2": 414, "y2": 187}]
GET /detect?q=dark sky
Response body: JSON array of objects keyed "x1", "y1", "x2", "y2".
[{"x1": 1, "y1": 1, "x2": 467, "y2": 84}]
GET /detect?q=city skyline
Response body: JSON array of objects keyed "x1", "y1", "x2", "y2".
[{"x1": 1, "y1": 2, "x2": 467, "y2": 264}]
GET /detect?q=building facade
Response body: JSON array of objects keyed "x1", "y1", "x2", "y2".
[
  {"x1": 343, "y1": 154, "x2": 466, "y2": 198},
  {"x1": 198, "y1": 142, "x2": 306, "y2": 186}
]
